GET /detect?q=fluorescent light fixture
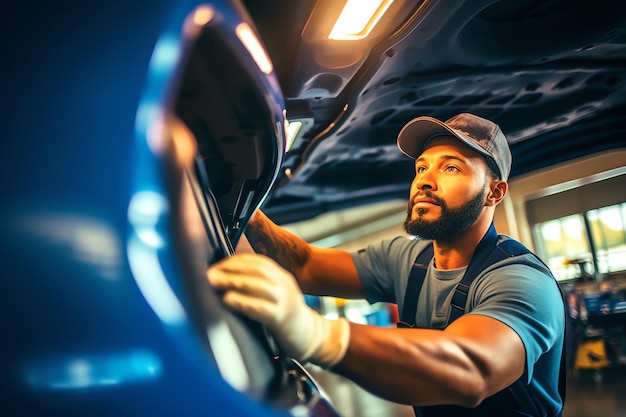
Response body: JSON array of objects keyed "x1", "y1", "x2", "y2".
[
  {"x1": 236, "y1": 23, "x2": 273, "y2": 74},
  {"x1": 328, "y1": 0, "x2": 394, "y2": 40}
]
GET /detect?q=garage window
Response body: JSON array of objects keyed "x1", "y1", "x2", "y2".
[{"x1": 533, "y1": 203, "x2": 626, "y2": 281}]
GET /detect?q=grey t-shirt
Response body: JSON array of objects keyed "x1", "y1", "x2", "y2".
[{"x1": 351, "y1": 235, "x2": 564, "y2": 416}]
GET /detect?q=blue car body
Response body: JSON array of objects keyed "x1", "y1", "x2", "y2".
[{"x1": 1, "y1": 1, "x2": 338, "y2": 416}]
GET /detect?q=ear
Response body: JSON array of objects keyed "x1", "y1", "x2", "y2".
[{"x1": 485, "y1": 180, "x2": 507, "y2": 206}]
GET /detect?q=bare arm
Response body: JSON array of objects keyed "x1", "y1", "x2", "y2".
[
  {"x1": 244, "y1": 210, "x2": 365, "y2": 298},
  {"x1": 333, "y1": 314, "x2": 525, "y2": 407},
  {"x1": 208, "y1": 254, "x2": 526, "y2": 407}
]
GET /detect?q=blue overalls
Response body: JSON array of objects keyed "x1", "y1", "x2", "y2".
[{"x1": 398, "y1": 223, "x2": 565, "y2": 417}]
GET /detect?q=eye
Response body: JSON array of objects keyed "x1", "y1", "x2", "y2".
[
  {"x1": 443, "y1": 165, "x2": 460, "y2": 173},
  {"x1": 416, "y1": 165, "x2": 427, "y2": 174}
]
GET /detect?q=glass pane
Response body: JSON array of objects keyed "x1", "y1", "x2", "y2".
[
  {"x1": 588, "y1": 204, "x2": 626, "y2": 274},
  {"x1": 533, "y1": 214, "x2": 592, "y2": 281}
]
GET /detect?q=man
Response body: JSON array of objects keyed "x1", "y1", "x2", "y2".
[{"x1": 208, "y1": 113, "x2": 565, "y2": 417}]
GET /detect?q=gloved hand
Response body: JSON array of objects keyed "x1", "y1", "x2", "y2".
[{"x1": 207, "y1": 254, "x2": 350, "y2": 368}]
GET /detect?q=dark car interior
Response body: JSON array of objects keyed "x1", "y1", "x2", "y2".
[{"x1": 174, "y1": 19, "x2": 281, "y2": 243}]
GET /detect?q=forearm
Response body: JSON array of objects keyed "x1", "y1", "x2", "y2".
[
  {"x1": 245, "y1": 210, "x2": 311, "y2": 279},
  {"x1": 245, "y1": 210, "x2": 366, "y2": 298},
  {"x1": 332, "y1": 321, "x2": 518, "y2": 407},
  {"x1": 332, "y1": 324, "x2": 482, "y2": 407}
]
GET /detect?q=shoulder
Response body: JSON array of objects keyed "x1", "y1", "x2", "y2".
[
  {"x1": 468, "y1": 241, "x2": 565, "y2": 350},
  {"x1": 471, "y1": 240, "x2": 564, "y2": 319},
  {"x1": 351, "y1": 236, "x2": 429, "y2": 277},
  {"x1": 351, "y1": 236, "x2": 428, "y2": 304},
  {"x1": 471, "y1": 235, "x2": 563, "y2": 316},
  {"x1": 492, "y1": 234, "x2": 553, "y2": 275}
]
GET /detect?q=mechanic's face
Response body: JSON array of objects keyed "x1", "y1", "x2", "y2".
[{"x1": 403, "y1": 136, "x2": 491, "y2": 241}]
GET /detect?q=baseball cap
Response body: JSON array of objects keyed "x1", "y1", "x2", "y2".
[{"x1": 397, "y1": 113, "x2": 512, "y2": 181}]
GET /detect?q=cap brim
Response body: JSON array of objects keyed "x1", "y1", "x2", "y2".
[
  {"x1": 397, "y1": 116, "x2": 492, "y2": 163},
  {"x1": 397, "y1": 116, "x2": 455, "y2": 159}
]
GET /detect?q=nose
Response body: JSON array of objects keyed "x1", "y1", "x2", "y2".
[{"x1": 413, "y1": 168, "x2": 436, "y2": 192}]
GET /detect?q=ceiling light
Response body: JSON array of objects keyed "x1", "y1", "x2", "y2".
[{"x1": 328, "y1": 0, "x2": 394, "y2": 40}]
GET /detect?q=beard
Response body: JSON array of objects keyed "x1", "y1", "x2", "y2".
[{"x1": 403, "y1": 187, "x2": 487, "y2": 241}]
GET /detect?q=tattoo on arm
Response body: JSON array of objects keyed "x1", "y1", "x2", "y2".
[{"x1": 245, "y1": 216, "x2": 309, "y2": 275}]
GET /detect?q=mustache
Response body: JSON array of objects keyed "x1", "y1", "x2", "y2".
[{"x1": 410, "y1": 191, "x2": 445, "y2": 207}]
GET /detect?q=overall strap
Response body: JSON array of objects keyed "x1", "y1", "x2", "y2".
[
  {"x1": 399, "y1": 222, "x2": 500, "y2": 328},
  {"x1": 448, "y1": 223, "x2": 524, "y2": 323},
  {"x1": 398, "y1": 243, "x2": 433, "y2": 328}
]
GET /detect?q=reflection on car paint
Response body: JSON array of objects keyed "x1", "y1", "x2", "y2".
[{"x1": 23, "y1": 349, "x2": 162, "y2": 391}]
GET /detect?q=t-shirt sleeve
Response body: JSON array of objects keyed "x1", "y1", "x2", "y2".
[
  {"x1": 350, "y1": 236, "x2": 426, "y2": 305},
  {"x1": 467, "y1": 259, "x2": 564, "y2": 383}
]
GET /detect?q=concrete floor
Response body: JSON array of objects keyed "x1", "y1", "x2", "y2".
[{"x1": 307, "y1": 365, "x2": 626, "y2": 417}]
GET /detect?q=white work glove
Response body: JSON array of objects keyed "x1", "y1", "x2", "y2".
[{"x1": 207, "y1": 254, "x2": 350, "y2": 368}]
